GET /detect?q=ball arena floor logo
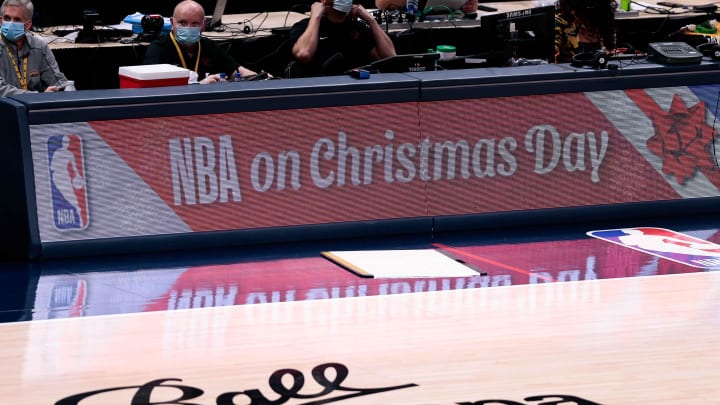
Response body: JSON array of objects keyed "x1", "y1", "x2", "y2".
[
  {"x1": 54, "y1": 363, "x2": 416, "y2": 404},
  {"x1": 53, "y1": 362, "x2": 602, "y2": 405}
]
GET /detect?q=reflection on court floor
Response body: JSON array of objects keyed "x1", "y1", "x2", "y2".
[{"x1": 28, "y1": 227, "x2": 719, "y2": 320}]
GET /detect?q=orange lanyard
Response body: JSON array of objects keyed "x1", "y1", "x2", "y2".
[
  {"x1": 7, "y1": 49, "x2": 28, "y2": 90},
  {"x1": 170, "y1": 32, "x2": 201, "y2": 73}
]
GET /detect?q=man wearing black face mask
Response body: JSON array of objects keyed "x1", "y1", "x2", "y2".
[
  {"x1": 143, "y1": 0, "x2": 258, "y2": 84},
  {"x1": 0, "y1": 0, "x2": 67, "y2": 95}
]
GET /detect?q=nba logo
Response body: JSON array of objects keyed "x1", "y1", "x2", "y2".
[
  {"x1": 49, "y1": 279, "x2": 87, "y2": 318},
  {"x1": 588, "y1": 227, "x2": 720, "y2": 268},
  {"x1": 47, "y1": 134, "x2": 89, "y2": 230}
]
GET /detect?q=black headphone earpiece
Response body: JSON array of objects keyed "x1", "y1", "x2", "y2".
[{"x1": 571, "y1": 50, "x2": 608, "y2": 68}]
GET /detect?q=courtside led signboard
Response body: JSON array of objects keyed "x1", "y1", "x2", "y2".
[{"x1": 28, "y1": 85, "x2": 720, "y2": 243}]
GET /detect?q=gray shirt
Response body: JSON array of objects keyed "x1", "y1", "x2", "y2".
[{"x1": 0, "y1": 32, "x2": 67, "y2": 96}]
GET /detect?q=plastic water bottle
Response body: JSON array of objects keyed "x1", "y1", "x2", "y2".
[
  {"x1": 406, "y1": 0, "x2": 418, "y2": 23},
  {"x1": 233, "y1": 72, "x2": 242, "y2": 82},
  {"x1": 63, "y1": 80, "x2": 76, "y2": 91}
]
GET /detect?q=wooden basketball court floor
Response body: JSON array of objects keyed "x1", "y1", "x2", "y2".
[{"x1": 0, "y1": 216, "x2": 719, "y2": 404}]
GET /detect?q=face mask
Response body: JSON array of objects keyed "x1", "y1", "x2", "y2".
[
  {"x1": 332, "y1": 0, "x2": 352, "y2": 14},
  {"x1": 1, "y1": 21, "x2": 26, "y2": 42},
  {"x1": 175, "y1": 26, "x2": 201, "y2": 45}
]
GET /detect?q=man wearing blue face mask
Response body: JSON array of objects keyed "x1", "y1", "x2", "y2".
[
  {"x1": 143, "y1": 0, "x2": 258, "y2": 84},
  {"x1": 287, "y1": 0, "x2": 396, "y2": 77},
  {"x1": 0, "y1": 0, "x2": 68, "y2": 95}
]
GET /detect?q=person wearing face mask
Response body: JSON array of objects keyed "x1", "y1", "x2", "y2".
[
  {"x1": 143, "y1": 0, "x2": 258, "y2": 84},
  {"x1": 0, "y1": 0, "x2": 68, "y2": 95},
  {"x1": 287, "y1": 0, "x2": 396, "y2": 78}
]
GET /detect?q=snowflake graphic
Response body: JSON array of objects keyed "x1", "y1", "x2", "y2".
[{"x1": 646, "y1": 94, "x2": 716, "y2": 185}]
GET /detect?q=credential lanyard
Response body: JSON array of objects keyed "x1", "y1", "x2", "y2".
[
  {"x1": 170, "y1": 32, "x2": 201, "y2": 73},
  {"x1": 7, "y1": 49, "x2": 28, "y2": 90}
]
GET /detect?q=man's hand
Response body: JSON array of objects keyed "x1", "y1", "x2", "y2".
[
  {"x1": 200, "y1": 74, "x2": 225, "y2": 84},
  {"x1": 349, "y1": 4, "x2": 373, "y2": 22},
  {"x1": 310, "y1": 1, "x2": 327, "y2": 19},
  {"x1": 237, "y1": 66, "x2": 258, "y2": 77},
  {"x1": 44, "y1": 86, "x2": 60, "y2": 92}
]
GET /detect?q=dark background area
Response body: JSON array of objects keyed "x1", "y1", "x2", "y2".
[
  {"x1": 36, "y1": 0, "x2": 718, "y2": 90},
  {"x1": 31, "y1": 0, "x2": 375, "y2": 27}
]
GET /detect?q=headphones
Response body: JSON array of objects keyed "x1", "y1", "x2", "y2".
[
  {"x1": 696, "y1": 42, "x2": 720, "y2": 60},
  {"x1": 571, "y1": 50, "x2": 609, "y2": 68}
]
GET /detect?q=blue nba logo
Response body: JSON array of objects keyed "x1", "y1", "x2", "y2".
[{"x1": 47, "y1": 134, "x2": 89, "y2": 230}]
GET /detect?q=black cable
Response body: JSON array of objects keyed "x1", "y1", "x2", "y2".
[
  {"x1": 630, "y1": 0, "x2": 673, "y2": 14},
  {"x1": 628, "y1": 2, "x2": 675, "y2": 41},
  {"x1": 248, "y1": 11, "x2": 270, "y2": 34},
  {"x1": 607, "y1": 43, "x2": 650, "y2": 69}
]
